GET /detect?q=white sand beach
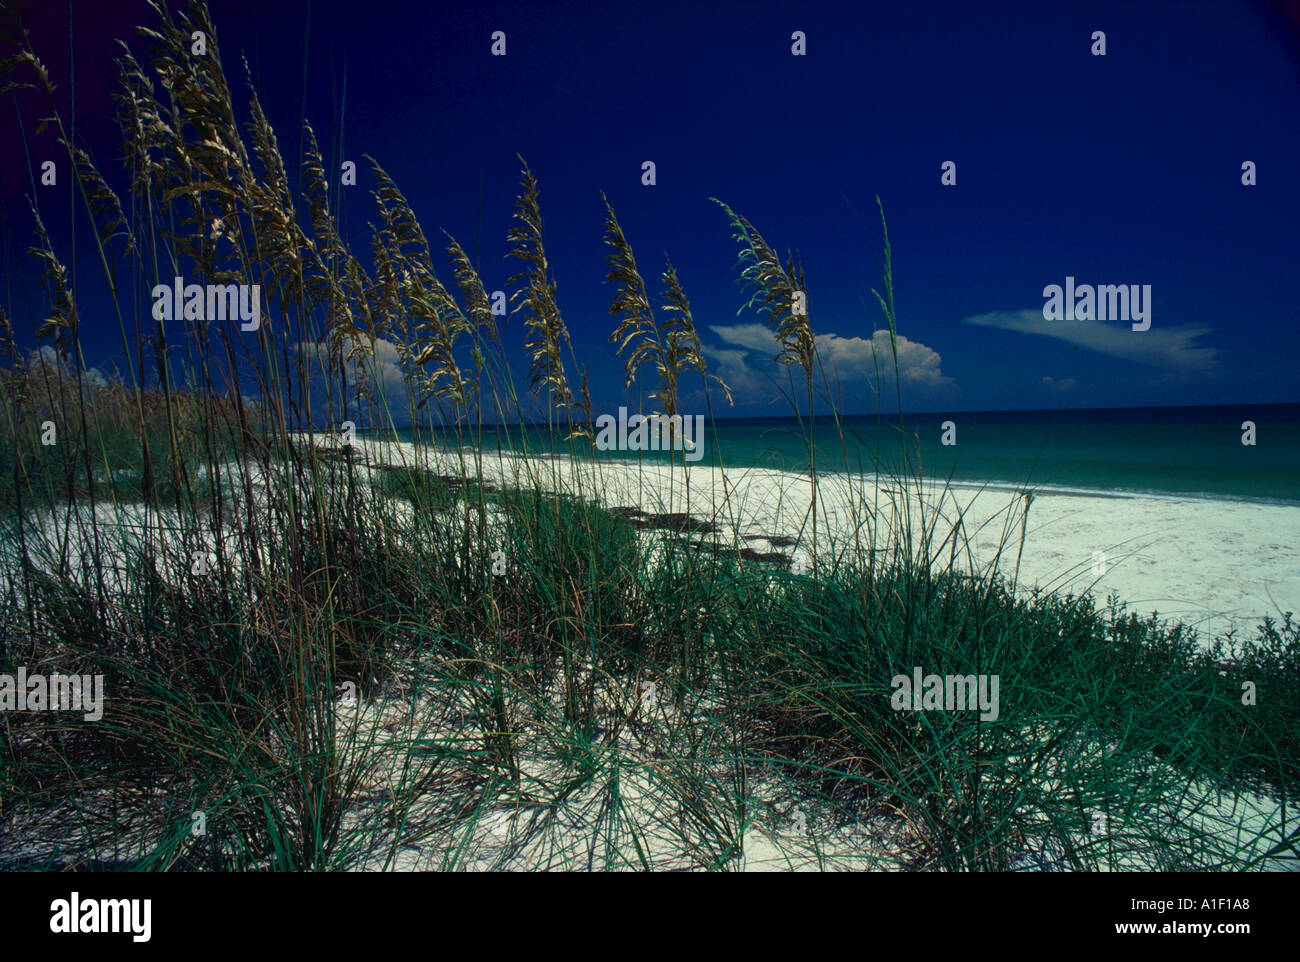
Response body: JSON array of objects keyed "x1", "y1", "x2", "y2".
[
  {"x1": 329, "y1": 436, "x2": 1300, "y2": 645},
  {"x1": 6, "y1": 436, "x2": 1295, "y2": 871},
  {"x1": 7, "y1": 436, "x2": 1295, "y2": 649}
]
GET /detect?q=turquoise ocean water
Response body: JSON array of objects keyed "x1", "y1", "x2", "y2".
[{"x1": 395, "y1": 404, "x2": 1300, "y2": 506}]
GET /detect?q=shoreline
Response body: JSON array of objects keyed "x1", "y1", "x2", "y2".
[
  {"x1": 6, "y1": 433, "x2": 1293, "y2": 648},
  {"x1": 313, "y1": 433, "x2": 1300, "y2": 644},
  {"x1": 363, "y1": 434, "x2": 1300, "y2": 509}
]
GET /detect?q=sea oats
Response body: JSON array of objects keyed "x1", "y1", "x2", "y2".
[
  {"x1": 712, "y1": 199, "x2": 813, "y2": 376},
  {"x1": 714, "y1": 198, "x2": 820, "y2": 567},
  {"x1": 28, "y1": 206, "x2": 79, "y2": 362},
  {"x1": 507, "y1": 158, "x2": 573, "y2": 420},
  {"x1": 367, "y1": 159, "x2": 468, "y2": 410},
  {"x1": 603, "y1": 195, "x2": 730, "y2": 438},
  {"x1": 660, "y1": 259, "x2": 731, "y2": 408}
]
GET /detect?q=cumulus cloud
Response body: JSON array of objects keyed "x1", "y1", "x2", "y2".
[
  {"x1": 705, "y1": 322, "x2": 956, "y2": 404},
  {"x1": 360, "y1": 337, "x2": 411, "y2": 401},
  {"x1": 1040, "y1": 375, "x2": 1077, "y2": 392},
  {"x1": 815, "y1": 329, "x2": 953, "y2": 389},
  {"x1": 27, "y1": 346, "x2": 111, "y2": 391},
  {"x1": 709, "y1": 323, "x2": 777, "y2": 354},
  {"x1": 697, "y1": 344, "x2": 771, "y2": 406},
  {"x1": 292, "y1": 337, "x2": 412, "y2": 424},
  {"x1": 963, "y1": 309, "x2": 1217, "y2": 373}
]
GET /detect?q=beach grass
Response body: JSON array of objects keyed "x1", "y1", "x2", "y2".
[{"x1": 0, "y1": 0, "x2": 1295, "y2": 871}]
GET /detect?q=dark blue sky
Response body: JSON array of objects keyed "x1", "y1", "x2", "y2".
[{"x1": 3, "y1": 0, "x2": 1298, "y2": 418}]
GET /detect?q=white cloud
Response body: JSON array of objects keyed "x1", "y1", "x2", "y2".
[
  {"x1": 363, "y1": 337, "x2": 411, "y2": 400},
  {"x1": 816, "y1": 329, "x2": 953, "y2": 388},
  {"x1": 27, "y1": 346, "x2": 111, "y2": 391},
  {"x1": 706, "y1": 322, "x2": 956, "y2": 403},
  {"x1": 710, "y1": 322, "x2": 777, "y2": 354},
  {"x1": 697, "y1": 344, "x2": 771, "y2": 406},
  {"x1": 293, "y1": 337, "x2": 412, "y2": 421},
  {"x1": 963, "y1": 309, "x2": 1217, "y2": 372},
  {"x1": 1040, "y1": 375, "x2": 1077, "y2": 392}
]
